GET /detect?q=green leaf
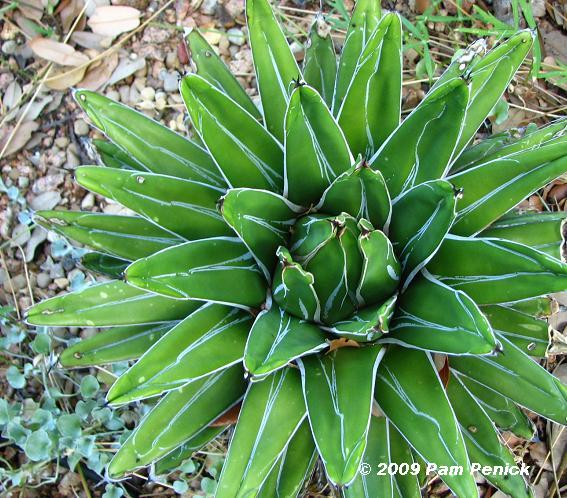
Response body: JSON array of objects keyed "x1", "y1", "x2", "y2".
[
  {"x1": 154, "y1": 426, "x2": 226, "y2": 475},
  {"x1": 60, "y1": 322, "x2": 178, "y2": 367},
  {"x1": 76, "y1": 167, "x2": 231, "y2": 241},
  {"x1": 25, "y1": 280, "x2": 200, "y2": 327},
  {"x1": 389, "y1": 423, "x2": 422, "y2": 498},
  {"x1": 272, "y1": 247, "x2": 321, "y2": 322},
  {"x1": 369, "y1": 79, "x2": 468, "y2": 198},
  {"x1": 181, "y1": 74, "x2": 284, "y2": 191},
  {"x1": 6, "y1": 366, "x2": 25, "y2": 389},
  {"x1": 298, "y1": 345, "x2": 383, "y2": 485},
  {"x1": 93, "y1": 139, "x2": 143, "y2": 171},
  {"x1": 257, "y1": 419, "x2": 317, "y2": 498},
  {"x1": 125, "y1": 237, "x2": 267, "y2": 308},
  {"x1": 81, "y1": 253, "x2": 129, "y2": 278},
  {"x1": 284, "y1": 85, "x2": 353, "y2": 206},
  {"x1": 303, "y1": 15, "x2": 337, "y2": 107},
  {"x1": 107, "y1": 304, "x2": 251, "y2": 404},
  {"x1": 450, "y1": 334, "x2": 567, "y2": 425},
  {"x1": 187, "y1": 29, "x2": 261, "y2": 119},
  {"x1": 375, "y1": 347, "x2": 478, "y2": 498},
  {"x1": 428, "y1": 236, "x2": 567, "y2": 304},
  {"x1": 220, "y1": 188, "x2": 304, "y2": 279},
  {"x1": 508, "y1": 296, "x2": 555, "y2": 318},
  {"x1": 216, "y1": 368, "x2": 306, "y2": 497},
  {"x1": 389, "y1": 180, "x2": 457, "y2": 284},
  {"x1": 481, "y1": 211, "x2": 566, "y2": 259},
  {"x1": 35, "y1": 211, "x2": 183, "y2": 261},
  {"x1": 74, "y1": 90, "x2": 223, "y2": 186},
  {"x1": 356, "y1": 221, "x2": 400, "y2": 306},
  {"x1": 448, "y1": 139, "x2": 567, "y2": 236},
  {"x1": 333, "y1": 0, "x2": 381, "y2": 111},
  {"x1": 25, "y1": 430, "x2": 52, "y2": 461},
  {"x1": 337, "y1": 13, "x2": 402, "y2": 157},
  {"x1": 447, "y1": 375, "x2": 532, "y2": 498},
  {"x1": 323, "y1": 295, "x2": 396, "y2": 342},
  {"x1": 108, "y1": 365, "x2": 246, "y2": 477},
  {"x1": 244, "y1": 305, "x2": 327, "y2": 379},
  {"x1": 385, "y1": 273, "x2": 497, "y2": 355},
  {"x1": 481, "y1": 304, "x2": 550, "y2": 357},
  {"x1": 246, "y1": 0, "x2": 301, "y2": 141},
  {"x1": 456, "y1": 375, "x2": 535, "y2": 439},
  {"x1": 57, "y1": 414, "x2": 82, "y2": 438},
  {"x1": 316, "y1": 162, "x2": 391, "y2": 230},
  {"x1": 80, "y1": 375, "x2": 99, "y2": 398}
]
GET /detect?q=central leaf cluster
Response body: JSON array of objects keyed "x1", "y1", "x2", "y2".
[{"x1": 273, "y1": 212, "x2": 401, "y2": 325}]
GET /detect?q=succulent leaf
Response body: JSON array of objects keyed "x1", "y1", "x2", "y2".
[
  {"x1": 93, "y1": 139, "x2": 144, "y2": 171},
  {"x1": 375, "y1": 347, "x2": 479, "y2": 498},
  {"x1": 80, "y1": 252, "x2": 129, "y2": 278},
  {"x1": 298, "y1": 345, "x2": 384, "y2": 485},
  {"x1": 106, "y1": 304, "x2": 252, "y2": 404},
  {"x1": 108, "y1": 365, "x2": 246, "y2": 477},
  {"x1": 284, "y1": 85, "x2": 353, "y2": 206},
  {"x1": 337, "y1": 12, "x2": 402, "y2": 157},
  {"x1": 181, "y1": 74, "x2": 285, "y2": 191},
  {"x1": 216, "y1": 368, "x2": 306, "y2": 497},
  {"x1": 244, "y1": 305, "x2": 327, "y2": 379},
  {"x1": 74, "y1": 90, "x2": 223, "y2": 185},
  {"x1": 370, "y1": 79, "x2": 469, "y2": 198},
  {"x1": 186, "y1": 29, "x2": 262, "y2": 119},
  {"x1": 125, "y1": 237, "x2": 267, "y2": 307},
  {"x1": 246, "y1": 0, "x2": 301, "y2": 141}
]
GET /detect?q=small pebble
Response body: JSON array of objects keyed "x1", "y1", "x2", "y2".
[
  {"x1": 81, "y1": 193, "x2": 95, "y2": 210},
  {"x1": 165, "y1": 51, "x2": 178, "y2": 69},
  {"x1": 227, "y1": 28, "x2": 245, "y2": 46},
  {"x1": 161, "y1": 70, "x2": 179, "y2": 93},
  {"x1": 3, "y1": 274, "x2": 26, "y2": 292},
  {"x1": 36, "y1": 272, "x2": 51, "y2": 289},
  {"x1": 55, "y1": 137, "x2": 69, "y2": 148},
  {"x1": 30, "y1": 191, "x2": 61, "y2": 211},
  {"x1": 141, "y1": 87, "x2": 156, "y2": 101},
  {"x1": 54, "y1": 277, "x2": 69, "y2": 290},
  {"x1": 65, "y1": 147, "x2": 80, "y2": 170},
  {"x1": 74, "y1": 119, "x2": 89, "y2": 137},
  {"x1": 2, "y1": 40, "x2": 17, "y2": 55}
]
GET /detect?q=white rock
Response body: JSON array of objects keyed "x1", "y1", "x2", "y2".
[
  {"x1": 74, "y1": 119, "x2": 89, "y2": 136},
  {"x1": 30, "y1": 191, "x2": 61, "y2": 211},
  {"x1": 227, "y1": 28, "x2": 245, "y2": 46}
]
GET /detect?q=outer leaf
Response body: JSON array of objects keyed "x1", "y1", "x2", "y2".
[
  {"x1": 93, "y1": 139, "x2": 142, "y2": 171},
  {"x1": 75, "y1": 167, "x2": 230, "y2": 240},
  {"x1": 375, "y1": 347, "x2": 478, "y2": 498},
  {"x1": 428, "y1": 235, "x2": 567, "y2": 304},
  {"x1": 388, "y1": 423, "x2": 422, "y2": 498},
  {"x1": 244, "y1": 305, "x2": 327, "y2": 379},
  {"x1": 125, "y1": 237, "x2": 267, "y2": 308},
  {"x1": 284, "y1": 85, "x2": 353, "y2": 206},
  {"x1": 187, "y1": 29, "x2": 261, "y2": 119},
  {"x1": 303, "y1": 15, "x2": 337, "y2": 107},
  {"x1": 481, "y1": 211, "x2": 566, "y2": 259},
  {"x1": 482, "y1": 304, "x2": 550, "y2": 357},
  {"x1": 246, "y1": 0, "x2": 301, "y2": 141},
  {"x1": 356, "y1": 221, "x2": 400, "y2": 306},
  {"x1": 449, "y1": 140, "x2": 567, "y2": 235},
  {"x1": 450, "y1": 334, "x2": 567, "y2": 424},
  {"x1": 456, "y1": 374, "x2": 535, "y2": 439},
  {"x1": 216, "y1": 368, "x2": 306, "y2": 497},
  {"x1": 81, "y1": 252, "x2": 128, "y2": 278},
  {"x1": 181, "y1": 74, "x2": 284, "y2": 191},
  {"x1": 35, "y1": 211, "x2": 183, "y2": 261},
  {"x1": 257, "y1": 419, "x2": 317, "y2": 498},
  {"x1": 453, "y1": 118, "x2": 567, "y2": 173},
  {"x1": 509, "y1": 296, "x2": 555, "y2": 318},
  {"x1": 108, "y1": 365, "x2": 246, "y2": 477},
  {"x1": 316, "y1": 162, "x2": 391, "y2": 230},
  {"x1": 153, "y1": 426, "x2": 226, "y2": 475},
  {"x1": 107, "y1": 304, "x2": 252, "y2": 404},
  {"x1": 60, "y1": 322, "x2": 178, "y2": 367},
  {"x1": 298, "y1": 345, "x2": 384, "y2": 485},
  {"x1": 273, "y1": 247, "x2": 321, "y2": 322},
  {"x1": 389, "y1": 180, "x2": 457, "y2": 284},
  {"x1": 220, "y1": 188, "x2": 304, "y2": 279},
  {"x1": 447, "y1": 375, "x2": 532, "y2": 497},
  {"x1": 385, "y1": 273, "x2": 497, "y2": 355},
  {"x1": 333, "y1": 0, "x2": 381, "y2": 111},
  {"x1": 323, "y1": 295, "x2": 396, "y2": 342},
  {"x1": 337, "y1": 13, "x2": 402, "y2": 157},
  {"x1": 369, "y1": 79, "x2": 468, "y2": 198},
  {"x1": 74, "y1": 90, "x2": 223, "y2": 186},
  {"x1": 25, "y1": 280, "x2": 200, "y2": 327}
]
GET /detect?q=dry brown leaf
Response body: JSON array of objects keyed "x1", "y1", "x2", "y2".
[
  {"x1": 327, "y1": 338, "x2": 360, "y2": 352},
  {"x1": 87, "y1": 6, "x2": 141, "y2": 37},
  {"x1": 60, "y1": 0, "x2": 86, "y2": 33},
  {"x1": 79, "y1": 52, "x2": 119, "y2": 90},
  {"x1": 29, "y1": 37, "x2": 90, "y2": 67},
  {"x1": 46, "y1": 65, "x2": 87, "y2": 91},
  {"x1": 17, "y1": 0, "x2": 43, "y2": 22},
  {"x1": 0, "y1": 121, "x2": 39, "y2": 157}
]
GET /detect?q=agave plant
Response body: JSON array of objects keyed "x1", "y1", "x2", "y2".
[{"x1": 25, "y1": 0, "x2": 567, "y2": 495}]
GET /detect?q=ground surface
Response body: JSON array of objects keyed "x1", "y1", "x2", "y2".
[{"x1": 1, "y1": 0, "x2": 567, "y2": 496}]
